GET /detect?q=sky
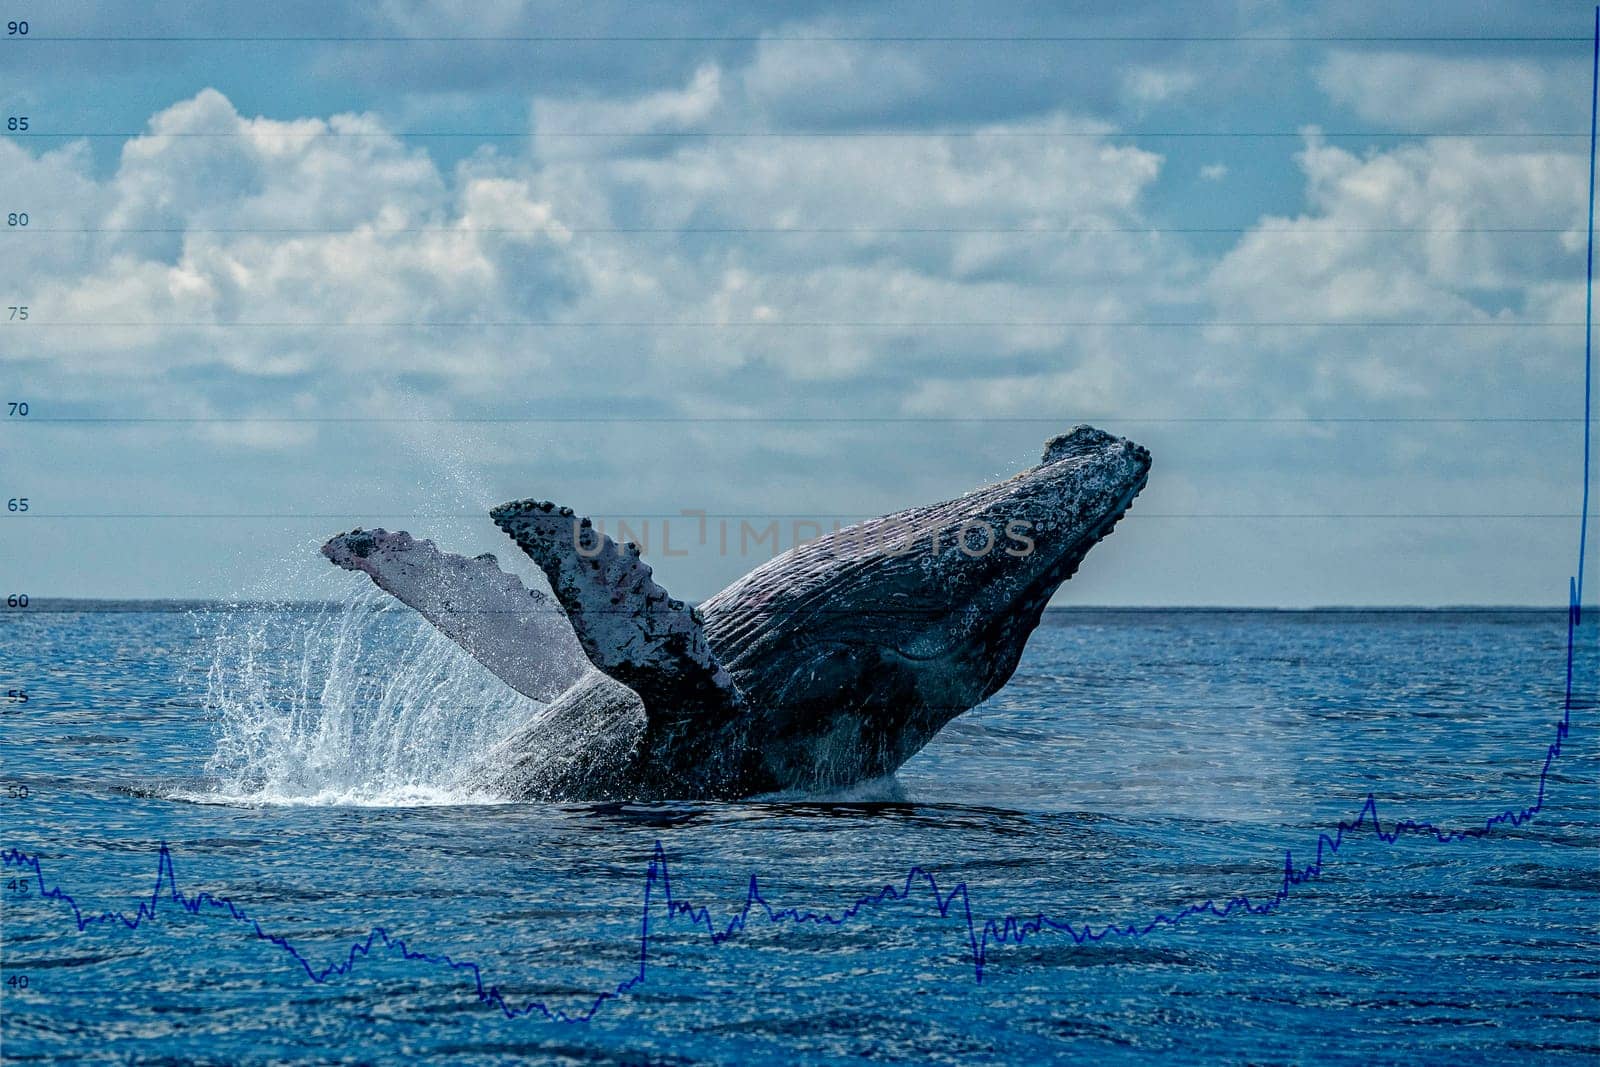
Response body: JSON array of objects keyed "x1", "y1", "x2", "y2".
[{"x1": 1, "y1": 1, "x2": 1596, "y2": 606}]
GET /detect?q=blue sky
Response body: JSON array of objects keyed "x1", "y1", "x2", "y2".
[{"x1": 1, "y1": 1, "x2": 1595, "y2": 605}]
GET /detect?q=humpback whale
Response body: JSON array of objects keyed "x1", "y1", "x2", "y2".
[{"x1": 321, "y1": 425, "x2": 1151, "y2": 800}]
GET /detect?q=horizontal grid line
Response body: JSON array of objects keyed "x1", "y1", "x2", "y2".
[
  {"x1": 13, "y1": 320, "x2": 1585, "y2": 328},
  {"x1": 0, "y1": 227, "x2": 1580, "y2": 235},
  {"x1": 5, "y1": 604, "x2": 1582, "y2": 615},
  {"x1": 0, "y1": 607, "x2": 1575, "y2": 618},
  {"x1": 4, "y1": 416, "x2": 1584, "y2": 425},
  {"x1": 3, "y1": 131, "x2": 1590, "y2": 139},
  {"x1": 3, "y1": 513, "x2": 1582, "y2": 520},
  {"x1": 9, "y1": 35, "x2": 1590, "y2": 43}
]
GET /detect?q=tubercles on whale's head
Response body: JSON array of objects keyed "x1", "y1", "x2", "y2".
[
  {"x1": 903, "y1": 426, "x2": 1151, "y2": 655},
  {"x1": 322, "y1": 527, "x2": 391, "y2": 566},
  {"x1": 1041, "y1": 424, "x2": 1126, "y2": 465}
]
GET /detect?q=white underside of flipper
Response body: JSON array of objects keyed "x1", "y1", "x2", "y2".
[{"x1": 322, "y1": 528, "x2": 591, "y2": 703}]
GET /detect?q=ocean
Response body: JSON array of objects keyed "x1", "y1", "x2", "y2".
[{"x1": 1, "y1": 603, "x2": 1595, "y2": 1063}]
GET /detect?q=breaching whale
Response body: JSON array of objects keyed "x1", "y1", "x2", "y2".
[{"x1": 321, "y1": 425, "x2": 1151, "y2": 800}]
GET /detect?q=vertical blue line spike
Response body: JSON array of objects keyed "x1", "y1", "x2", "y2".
[{"x1": 1580, "y1": 5, "x2": 1597, "y2": 615}]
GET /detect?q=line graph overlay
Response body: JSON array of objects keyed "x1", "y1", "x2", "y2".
[
  {"x1": 0, "y1": 767, "x2": 1581, "y2": 1026},
  {"x1": 2, "y1": 9, "x2": 1594, "y2": 1033}
]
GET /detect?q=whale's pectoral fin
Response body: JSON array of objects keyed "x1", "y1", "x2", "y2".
[
  {"x1": 321, "y1": 527, "x2": 592, "y2": 703},
  {"x1": 490, "y1": 500, "x2": 745, "y2": 728}
]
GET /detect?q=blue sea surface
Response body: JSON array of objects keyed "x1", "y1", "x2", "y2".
[{"x1": 1, "y1": 605, "x2": 1596, "y2": 1064}]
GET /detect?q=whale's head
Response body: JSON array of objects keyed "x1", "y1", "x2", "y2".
[{"x1": 699, "y1": 425, "x2": 1150, "y2": 787}]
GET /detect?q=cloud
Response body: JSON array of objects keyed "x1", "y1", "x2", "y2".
[
  {"x1": 106, "y1": 89, "x2": 446, "y2": 235},
  {"x1": 8, "y1": 70, "x2": 1179, "y2": 426},
  {"x1": 1120, "y1": 65, "x2": 1199, "y2": 109},
  {"x1": 740, "y1": 36, "x2": 935, "y2": 125},
  {"x1": 533, "y1": 63, "x2": 723, "y2": 151},
  {"x1": 3, "y1": 90, "x2": 585, "y2": 423},
  {"x1": 1206, "y1": 128, "x2": 1584, "y2": 429},
  {"x1": 1212, "y1": 131, "x2": 1583, "y2": 320},
  {"x1": 1316, "y1": 51, "x2": 1582, "y2": 131}
]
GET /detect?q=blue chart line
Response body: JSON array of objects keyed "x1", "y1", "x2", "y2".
[
  {"x1": 0, "y1": 769, "x2": 1586, "y2": 1027},
  {"x1": 3, "y1": 10, "x2": 1598, "y2": 1030}
]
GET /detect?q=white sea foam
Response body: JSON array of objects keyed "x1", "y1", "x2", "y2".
[{"x1": 194, "y1": 586, "x2": 541, "y2": 807}]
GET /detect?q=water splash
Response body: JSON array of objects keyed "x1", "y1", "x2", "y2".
[{"x1": 194, "y1": 585, "x2": 540, "y2": 806}]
